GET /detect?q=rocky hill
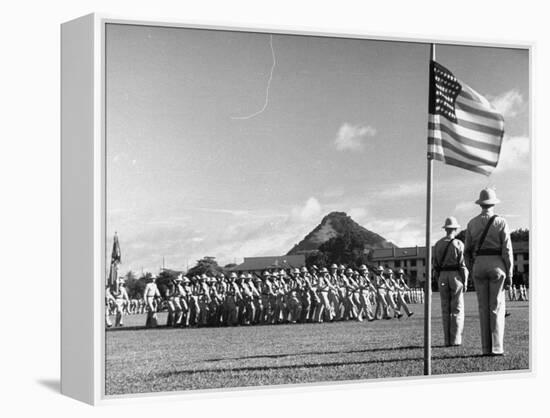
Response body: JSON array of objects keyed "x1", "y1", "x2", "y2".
[{"x1": 287, "y1": 211, "x2": 395, "y2": 255}]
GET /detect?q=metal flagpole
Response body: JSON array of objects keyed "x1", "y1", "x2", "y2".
[{"x1": 424, "y1": 43, "x2": 436, "y2": 376}]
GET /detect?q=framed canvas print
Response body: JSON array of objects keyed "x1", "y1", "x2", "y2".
[{"x1": 61, "y1": 14, "x2": 532, "y2": 405}]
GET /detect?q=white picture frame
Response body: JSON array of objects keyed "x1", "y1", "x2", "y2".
[{"x1": 61, "y1": 13, "x2": 533, "y2": 405}]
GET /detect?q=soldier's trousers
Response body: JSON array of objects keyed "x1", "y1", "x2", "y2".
[
  {"x1": 438, "y1": 272, "x2": 464, "y2": 346},
  {"x1": 473, "y1": 256, "x2": 507, "y2": 355},
  {"x1": 375, "y1": 290, "x2": 389, "y2": 319}
]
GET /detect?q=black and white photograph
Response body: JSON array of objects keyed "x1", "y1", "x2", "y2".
[{"x1": 103, "y1": 23, "x2": 530, "y2": 396}]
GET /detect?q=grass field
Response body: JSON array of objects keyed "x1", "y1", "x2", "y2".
[{"x1": 105, "y1": 293, "x2": 529, "y2": 395}]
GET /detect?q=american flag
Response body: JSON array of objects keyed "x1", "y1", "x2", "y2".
[{"x1": 428, "y1": 60, "x2": 504, "y2": 176}]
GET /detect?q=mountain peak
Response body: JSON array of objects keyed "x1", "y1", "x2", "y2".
[{"x1": 287, "y1": 211, "x2": 395, "y2": 255}]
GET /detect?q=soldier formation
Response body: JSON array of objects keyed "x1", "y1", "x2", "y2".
[{"x1": 106, "y1": 264, "x2": 424, "y2": 328}]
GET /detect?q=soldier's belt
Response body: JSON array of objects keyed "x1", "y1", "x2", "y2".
[{"x1": 477, "y1": 249, "x2": 501, "y2": 256}]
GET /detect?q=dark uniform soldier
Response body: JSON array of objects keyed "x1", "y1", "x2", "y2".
[
  {"x1": 433, "y1": 217, "x2": 468, "y2": 346},
  {"x1": 464, "y1": 188, "x2": 513, "y2": 356}
]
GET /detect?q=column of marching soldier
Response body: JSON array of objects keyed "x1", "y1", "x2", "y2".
[{"x1": 105, "y1": 264, "x2": 427, "y2": 328}]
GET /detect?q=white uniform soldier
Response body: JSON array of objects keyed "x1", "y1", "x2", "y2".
[
  {"x1": 433, "y1": 217, "x2": 468, "y2": 346},
  {"x1": 144, "y1": 275, "x2": 160, "y2": 328},
  {"x1": 465, "y1": 188, "x2": 514, "y2": 356}
]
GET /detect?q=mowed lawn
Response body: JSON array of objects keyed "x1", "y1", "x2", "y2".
[{"x1": 105, "y1": 293, "x2": 530, "y2": 395}]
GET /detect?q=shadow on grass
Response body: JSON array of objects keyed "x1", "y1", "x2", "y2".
[
  {"x1": 159, "y1": 353, "x2": 487, "y2": 378},
  {"x1": 203, "y1": 344, "x2": 449, "y2": 362}
]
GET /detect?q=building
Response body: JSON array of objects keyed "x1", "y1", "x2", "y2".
[
  {"x1": 229, "y1": 255, "x2": 306, "y2": 275},
  {"x1": 369, "y1": 246, "x2": 427, "y2": 286},
  {"x1": 369, "y1": 241, "x2": 529, "y2": 287}
]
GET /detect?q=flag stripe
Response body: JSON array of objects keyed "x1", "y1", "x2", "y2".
[
  {"x1": 431, "y1": 152, "x2": 492, "y2": 175},
  {"x1": 433, "y1": 115, "x2": 503, "y2": 146},
  {"x1": 455, "y1": 108, "x2": 504, "y2": 130},
  {"x1": 455, "y1": 100, "x2": 503, "y2": 122},
  {"x1": 428, "y1": 136, "x2": 498, "y2": 166},
  {"x1": 428, "y1": 121, "x2": 502, "y2": 153}
]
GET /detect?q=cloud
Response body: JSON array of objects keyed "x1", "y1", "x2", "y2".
[
  {"x1": 348, "y1": 207, "x2": 368, "y2": 222},
  {"x1": 454, "y1": 201, "x2": 474, "y2": 213},
  {"x1": 363, "y1": 218, "x2": 424, "y2": 247},
  {"x1": 378, "y1": 182, "x2": 425, "y2": 199},
  {"x1": 291, "y1": 197, "x2": 322, "y2": 221},
  {"x1": 334, "y1": 123, "x2": 376, "y2": 151},
  {"x1": 495, "y1": 135, "x2": 530, "y2": 171},
  {"x1": 490, "y1": 90, "x2": 525, "y2": 119}
]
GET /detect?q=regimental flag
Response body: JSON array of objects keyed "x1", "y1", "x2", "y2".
[
  {"x1": 108, "y1": 233, "x2": 121, "y2": 288},
  {"x1": 428, "y1": 61, "x2": 504, "y2": 176}
]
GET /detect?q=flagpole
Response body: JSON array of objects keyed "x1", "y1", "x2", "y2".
[{"x1": 424, "y1": 43, "x2": 435, "y2": 376}]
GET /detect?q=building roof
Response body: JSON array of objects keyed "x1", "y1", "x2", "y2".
[
  {"x1": 370, "y1": 246, "x2": 427, "y2": 261},
  {"x1": 230, "y1": 255, "x2": 305, "y2": 272},
  {"x1": 371, "y1": 240, "x2": 529, "y2": 261}
]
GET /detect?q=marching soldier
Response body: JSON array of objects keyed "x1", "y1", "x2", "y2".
[
  {"x1": 357, "y1": 265, "x2": 375, "y2": 321},
  {"x1": 394, "y1": 268, "x2": 414, "y2": 318},
  {"x1": 112, "y1": 277, "x2": 130, "y2": 327},
  {"x1": 105, "y1": 284, "x2": 116, "y2": 328},
  {"x1": 144, "y1": 275, "x2": 160, "y2": 328},
  {"x1": 465, "y1": 188, "x2": 513, "y2": 356},
  {"x1": 383, "y1": 269, "x2": 402, "y2": 319},
  {"x1": 373, "y1": 266, "x2": 390, "y2": 319},
  {"x1": 433, "y1": 217, "x2": 468, "y2": 346}
]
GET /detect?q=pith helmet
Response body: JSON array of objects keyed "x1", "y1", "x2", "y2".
[
  {"x1": 293, "y1": 268, "x2": 300, "y2": 274},
  {"x1": 385, "y1": 268, "x2": 394, "y2": 275},
  {"x1": 359, "y1": 264, "x2": 368, "y2": 271},
  {"x1": 300, "y1": 266, "x2": 308, "y2": 273},
  {"x1": 338, "y1": 264, "x2": 345, "y2": 270},
  {"x1": 175, "y1": 274, "x2": 183, "y2": 282},
  {"x1": 475, "y1": 188, "x2": 500, "y2": 205},
  {"x1": 263, "y1": 270, "x2": 271, "y2": 277},
  {"x1": 396, "y1": 268, "x2": 405, "y2": 275},
  {"x1": 320, "y1": 267, "x2": 328, "y2": 273},
  {"x1": 311, "y1": 265, "x2": 319, "y2": 271},
  {"x1": 230, "y1": 272, "x2": 237, "y2": 279},
  {"x1": 442, "y1": 216, "x2": 461, "y2": 229},
  {"x1": 330, "y1": 264, "x2": 338, "y2": 269},
  {"x1": 376, "y1": 266, "x2": 384, "y2": 273},
  {"x1": 345, "y1": 268, "x2": 353, "y2": 274}
]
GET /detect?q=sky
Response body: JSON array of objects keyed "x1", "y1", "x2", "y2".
[{"x1": 105, "y1": 24, "x2": 530, "y2": 274}]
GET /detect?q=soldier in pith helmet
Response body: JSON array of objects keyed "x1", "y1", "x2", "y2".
[{"x1": 465, "y1": 188, "x2": 513, "y2": 356}]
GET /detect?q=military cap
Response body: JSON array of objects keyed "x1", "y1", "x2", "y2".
[
  {"x1": 330, "y1": 264, "x2": 338, "y2": 269},
  {"x1": 385, "y1": 268, "x2": 394, "y2": 275},
  {"x1": 338, "y1": 264, "x2": 345, "y2": 270},
  {"x1": 300, "y1": 266, "x2": 308, "y2": 273},
  {"x1": 359, "y1": 264, "x2": 368, "y2": 271},
  {"x1": 375, "y1": 266, "x2": 384, "y2": 273},
  {"x1": 320, "y1": 267, "x2": 328, "y2": 273},
  {"x1": 442, "y1": 216, "x2": 460, "y2": 229},
  {"x1": 263, "y1": 270, "x2": 271, "y2": 277},
  {"x1": 475, "y1": 188, "x2": 500, "y2": 205},
  {"x1": 345, "y1": 268, "x2": 353, "y2": 274},
  {"x1": 396, "y1": 268, "x2": 405, "y2": 275},
  {"x1": 293, "y1": 268, "x2": 300, "y2": 274}
]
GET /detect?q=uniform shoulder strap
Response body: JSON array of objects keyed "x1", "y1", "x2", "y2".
[
  {"x1": 476, "y1": 214, "x2": 498, "y2": 253},
  {"x1": 437, "y1": 238, "x2": 455, "y2": 270}
]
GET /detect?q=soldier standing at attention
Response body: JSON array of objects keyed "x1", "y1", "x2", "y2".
[
  {"x1": 433, "y1": 217, "x2": 468, "y2": 346},
  {"x1": 465, "y1": 188, "x2": 514, "y2": 356}
]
